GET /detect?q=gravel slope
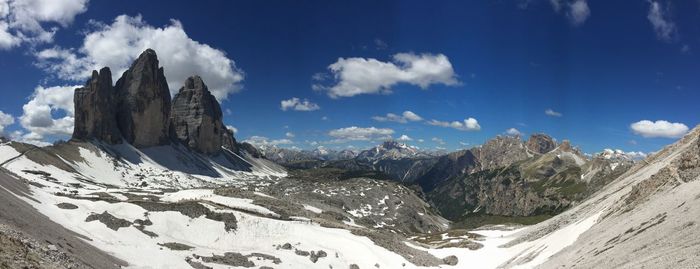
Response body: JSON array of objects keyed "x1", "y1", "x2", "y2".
[{"x1": 0, "y1": 168, "x2": 126, "y2": 269}]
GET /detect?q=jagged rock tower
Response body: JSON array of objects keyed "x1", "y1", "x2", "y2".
[
  {"x1": 72, "y1": 49, "x2": 238, "y2": 155},
  {"x1": 170, "y1": 75, "x2": 237, "y2": 154},
  {"x1": 73, "y1": 67, "x2": 122, "y2": 144},
  {"x1": 114, "y1": 49, "x2": 172, "y2": 148}
]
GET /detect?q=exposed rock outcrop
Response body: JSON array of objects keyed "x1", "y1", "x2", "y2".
[
  {"x1": 526, "y1": 133, "x2": 556, "y2": 154},
  {"x1": 73, "y1": 67, "x2": 122, "y2": 144},
  {"x1": 417, "y1": 135, "x2": 529, "y2": 192},
  {"x1": 72, "y1": 49, "x2": 243, "y2": 154},
  {"x1": 114, "y1": 49, "x2": 172, "y2": 148},
  {"x1": 170, "y1": 76, "x2": 235, "y2": 154}
]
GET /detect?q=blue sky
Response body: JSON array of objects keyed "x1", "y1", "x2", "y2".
[{"x1": 0, "y1": 0, "x2": 698, "y2": 154}]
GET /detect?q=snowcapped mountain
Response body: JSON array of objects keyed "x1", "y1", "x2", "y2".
[
  {"x1": 2, "y1": 47, "x2": 694, "y2": 269},
  {"x1": 0, "y1": 49, "x2": 461, "y2": 268},
  {"x1": 0, "y1": 139, "x2": 454, "y2": 268},
  {"x1": 598, "y1": 148, "x2": 648, "y2": 161},
  {"x1": 355, "y1": 141, "x2": 429, "y2": 162}
]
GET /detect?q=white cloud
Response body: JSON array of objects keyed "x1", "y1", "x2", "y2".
[
  {"x1": 316, "y1": 52, "x2": 459, "y2": 98},
  {"x1": 372, "y1": 110, "x2": 423, "y2": 123},
  {"x1": 0, "y1": 110, "x2": 15, "y2": 134},
  {"x1": 545, "y1": 108, "x2": 563, "y2": 117},
  {"x1": 280, "y1": 97, "x2": 320, "y2": 111},
  {"x1": 600, "y1": 148, "x2": 648, "y2": 161},
  {"x1": 374, "y1": 38, "x2": 388, "y2": 50},
  {"x1": 630, "y1": 120, "x2": 689, "y2": 138},
  {"x1": 459, "y1": 141, "x2": 470, "y2": 147},
  {"x1": 226, "y1": 125, "x2": 237, "y2": 134},
  {"x1": 568, "y1": 0, "x2": 590, "y2": 26},
  {"x1": 417, "y1": 139, "x2": 424, "y2": 143},
  {"x1": 0, "y1": 0, "x2": 89, "y2": 49},
  {"x1": 18, "y1": 85, "x2": 78, "y2": 142},
  {"x1": 647, "y1": 0, "x2": 676, "y2": 42},
  {"x1": 397, "y1": 134, "x2": 412, "y2": 141},
  {"x1": 328, "y1": 126, "x2": 394, "y2": 141},
  {"x1": 549, "y1": 0, "x2": 590, "y2": 26},
  {"x1": 431, "y1": 137, "x2": 445, "y2": 145},
  {"x1": 427, "y1": 117, "x2": 481, "y2": 131},
  {"x1": 321, "y1": 116, "x2": 329, "y2": 121},
  {"x1": 243, "y1": 136, "x2": 293, "y2": 147},
  {"x1": 506, "y1": 128, "x2": 521, "y2": 136},
  {"x1": 285, "y1": 132, "x2": 295, "y2": 138},
  {"x1": 626, "y1": 151, "x2": 648, "y2": 160},
  {"x1": 34, "y1": 15, "x2": 244, "y2": 100}
]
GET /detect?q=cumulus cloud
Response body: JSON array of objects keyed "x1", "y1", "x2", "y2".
[
  {"x1": 506, "y1": 128, "x2": 521, "y2": 136},
  {"x1": 34, "y1": 15, "x2": 244, "y2": 100},
  {"x1": 549, "y1": 0, "x2": 590, "y2": 26},
  {"x1": 0, "y1": 0, "x2": 89, "y2": 49},
  {"x1": 315, "y1": 52, "x2": 459, "y2": 98},
  {"x1": 427, "y1": 118, "x2": 481, "y2": 131},
  {"x1": 600, "y1": 148, "x2": 648, "y2": 161},
  {"x1": 630, "y1": 120, "x2": 688, "y2": 138},
  {"x1": 372, "y1": 110, "x2": 423, "y2": 123},
  {"x1": 280, "y1": 97, "x2": 320, "y2": 111},
  {"x1": 545, "y1": 108, "x2": 563, "y2": 117},
  {"x1": 243, "y1": 136, "x2": 293, "y2": 148},
  {"x1": 226, "y1": 125, "x2": 238, "y2": 134},
  {"x1": 328, "y1": 126, "x2": 394, "y2": 142},
  {"x1": 285, "y1": 132, "x2": 295, "y2": 138},
  {"x1": 431, "y1": 137, "x2": 445, "y2": 145},
  {"x1": 397, "y1": 134, "x2": 412, "y2": 141},
  {"x1": 18, "y1": 85, "x2": 78, "y2": 143},
  {"x1": 647, "y1": 0, "x2": 677, "y2": 42},
  {"x1": 0, "y1": 110, "x2": 15, "y2": 134}
]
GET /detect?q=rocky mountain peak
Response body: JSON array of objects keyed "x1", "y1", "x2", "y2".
[
  {"x1": 184, "y1": 75, "x2": 206, "y2": 90},
  {"x1": 559, "y1": 140, "x2": 571, "y2": 150},
  {"x1": 381, "y1": 140, "x2": 410, "y2": 150},
  {"x1": 356, "y1": 140, "x2": 422, "y2": 161},
  {"x1": 526, "y1": 133, "x2": 556, "y2": 154},
  {"x1": 114, "y1": 48, "x2": 172, "y2": 148},
  {"x1": 170, "y1": 75, "x2": 236, "y2": 154},
  {"x1": 73, "y1": 67, "x2": 122, "y2": 144},
  {"x1": 474, "y1": 135, "x2": 529, "y2": 170},
  {"x1": 72, "y1": 49, "x2": 239, "y2": 154}
]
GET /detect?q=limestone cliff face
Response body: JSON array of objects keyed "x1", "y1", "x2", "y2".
[
  {"x1": 72, "y1": 67, "x2": 122, "y2": 144},
  {"x1": 170, "y1": 76, "x2": 235, "y2": 154},
  {"x1": 73, "y1": 49, "x2": 241, "y2": 154},
  {"x1": 526, "y1": 133, "x2": 557, "y2": 154},
  {"x1": 114, "y1": 49, "x2": 172, "y2": 148},
  {"x1": 416, "y1": 135, "x2": 529, "y2": 192}
]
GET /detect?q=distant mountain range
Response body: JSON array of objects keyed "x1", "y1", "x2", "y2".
[{"x1": 254, "y1": 134, "x2": 642, "y2": 223}]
